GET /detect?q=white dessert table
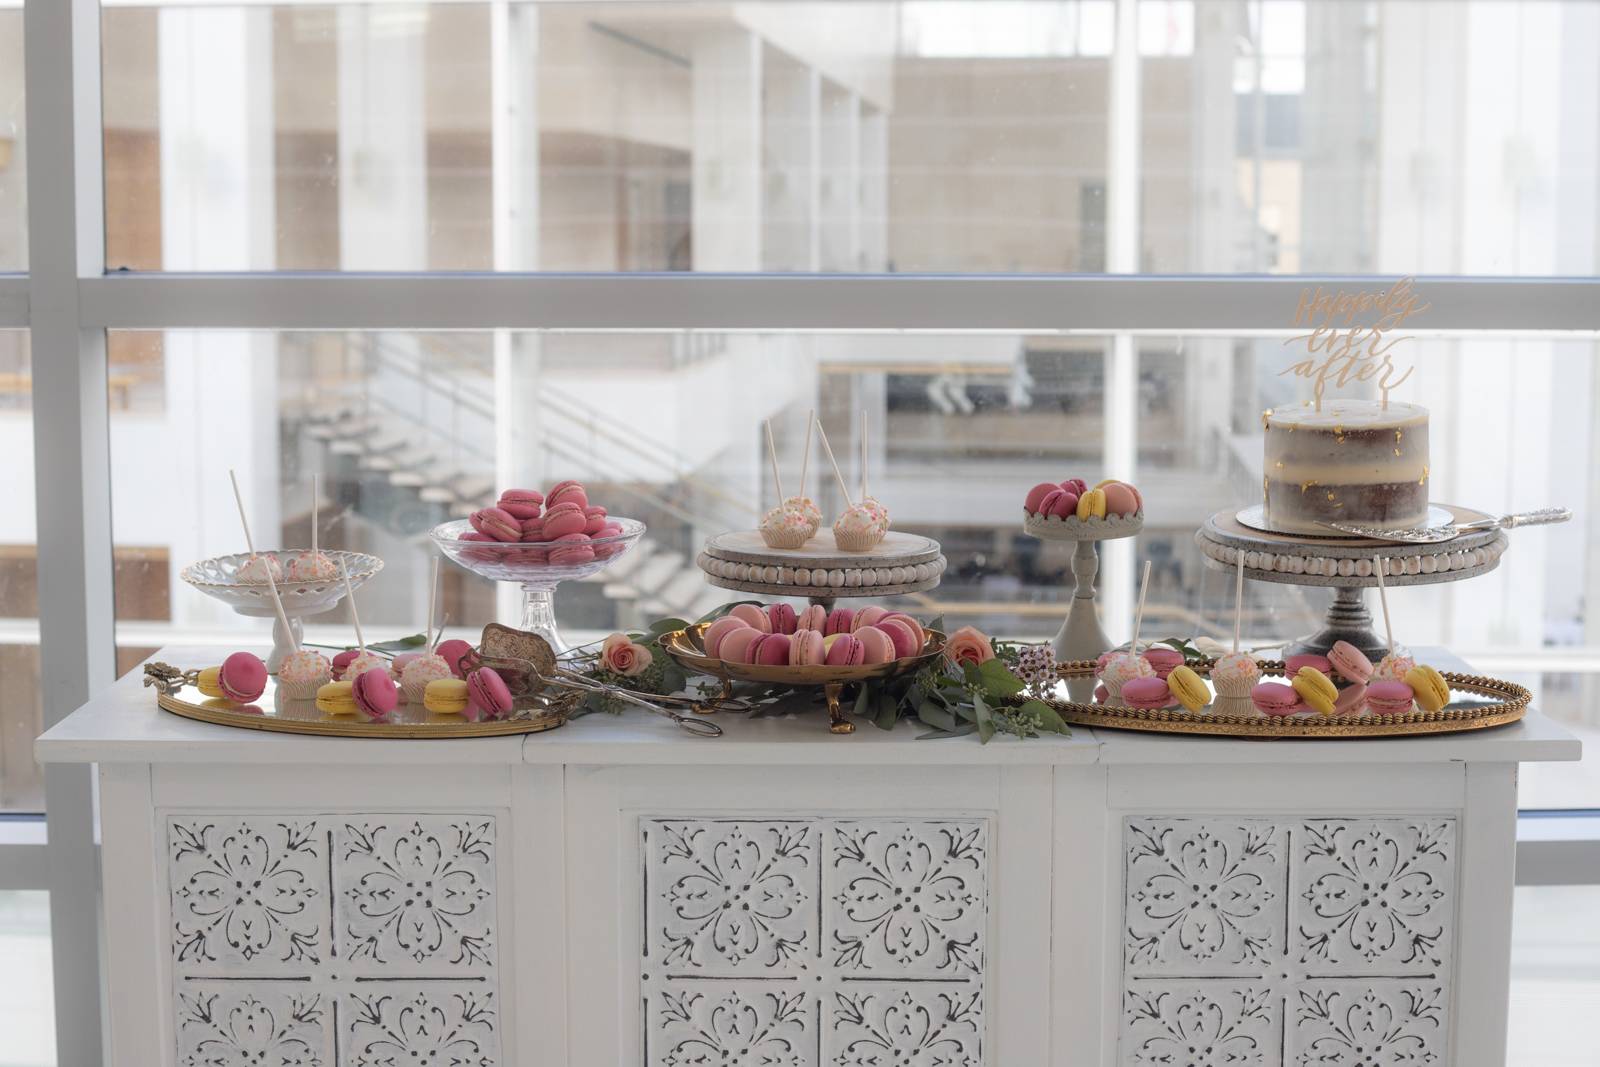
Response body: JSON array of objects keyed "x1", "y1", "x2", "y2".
[{"x1": 37, "y1": 647, "x2": 1579, "y2": 1067}]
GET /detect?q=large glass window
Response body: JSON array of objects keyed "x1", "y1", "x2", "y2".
[
  {"x1": 101, "y1": 0, "x2": 1600, "y2": 275},
  {"x1": 0, "y1": 332, "x2": 39, "y2": 813}
]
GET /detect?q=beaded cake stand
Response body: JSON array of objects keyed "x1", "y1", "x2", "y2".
[
  {"x1": 1195, "y1": 505, "x2": 1509, "y2": 661},
  {"x1": 1023, "y1": 511, "x2": 1144, "y2": 667},
  {"x1": 696, "y1": 529, "x2": 946, "y2": 607}
]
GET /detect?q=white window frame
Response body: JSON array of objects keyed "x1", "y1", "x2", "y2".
[{"x1": 7, "y1": 0, "x2": 1600, "y2": 1061}]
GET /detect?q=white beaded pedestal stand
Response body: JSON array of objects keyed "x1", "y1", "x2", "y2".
[
  {"x1": 1023, "y1": 511, "x2": 1143, "y2": 703},
  {"x1": 696, "y1": 529, "x2": 946, "y2": 607},
  {"x1": 1195, "y1": 505, "x2": 1509, "y2": 661}
]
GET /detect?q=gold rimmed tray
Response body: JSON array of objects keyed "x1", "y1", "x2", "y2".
[
  {"x1": 143, "y1": 662, "x2": 579, "y2": 738},
  {"x1": 1043, "y1": 660, "x2": 1530, "y2": 738},
  {"x1": 660, "y1": 623, "x2": 946, "y2": 733}
]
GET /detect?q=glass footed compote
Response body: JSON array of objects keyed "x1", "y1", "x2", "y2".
[{"x1": 428, "y1": 517, "x2": 646, "y2": 655}]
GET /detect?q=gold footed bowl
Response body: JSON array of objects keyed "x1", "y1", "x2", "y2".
[
  {"x1": 660, "y1": 623, "x2": 946, "y2": 733},
  {"x1": 1043, "y1": 659, "x2": 1530, "y2": 738}
]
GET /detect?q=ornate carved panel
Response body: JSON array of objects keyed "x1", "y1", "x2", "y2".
[
  {"x1": 167, "y1": 814, "x2": 500, "y2": 1066},
  {"x1": 643, "y1": 817, "x2": 989, "y2": 1066},
  {"x1": 1118, "y1": 816, "x2": 1455, "y2": 1066}
]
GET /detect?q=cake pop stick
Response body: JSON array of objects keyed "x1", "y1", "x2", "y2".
[
  {"x1": 814, "y1": 418, "x2": 855, "y2": 507},
  {"x1": 311, "y1": 473, "x2": 319, "y2": 557},
  {"x1": 763, "y1": 419, "x2": 786, "y2": 504},
  {"x1": 431, "y1": 613, "x2": 449, "y2": 654},
  {"x1": 860, "y1": 410, "x2": 868, "y2": 501},
  {"x1": 425, "y1": 556, "x2": 439, "y2": 649},
  {"x1": 1374, "y1": 555, "x2": 1395, "y2": 657},
  {"x1": 1233, "y1": 551, "x2": 1245, "y2": 653},
  {"x1": 228, "y1": 468, "x2": 259, "y2": 556},
  {"x1": 1129, "y1": 559, "x2": 1152, "y2": 656},
  {"x1": 340, "y1": 558, "x2": 366, "y2": 652},
  {"x1": 262, "y1": 566, "x2": 297, "y2": 653},
  {"x1": 797, "y1": 410, "x2": 813, "y2": 497}
]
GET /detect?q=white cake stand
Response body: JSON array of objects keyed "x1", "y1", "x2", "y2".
[
  {"x1": 1195, "y1": 506, "x2": 1509, "y2": 661},
  {"x1": 180, "y1": 550, "x2": 384, "y2": 672},
  {"x1": 1023, "y1": 511, "x2": 1144, "y2": 664},
  {"x1": 696, "y1": 529, "x2": 946, "y2": 607}
]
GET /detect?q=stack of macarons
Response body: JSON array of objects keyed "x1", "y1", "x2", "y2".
[
  {"x1": 700, "y1": 603, "x2": 927, "y2": 668},
  {"x1": 195, "y1": 652, "x2": 269, "y2": 705},
  {"x1": 315, "y1": 664, "x2": 398, "y2": 722},
  {"x1": 1245, "y1": 642, "x2": 1447, "y2": 718},
  {"x1": 460, "y1": 481, "x2": 627, "y2": 564},
  {"x1": 1024, "y1": 478, "x2": 1142, "y2": 521}
]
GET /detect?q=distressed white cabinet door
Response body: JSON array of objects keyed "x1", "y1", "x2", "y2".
[{"x1": 566, "y1": 764, "x2": 1052, "y2": 1067}]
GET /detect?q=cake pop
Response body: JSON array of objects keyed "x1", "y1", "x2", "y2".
[
  {"x1": 780, "y1": 410, "x2": 822, "y2": 537},
  {"x1": 759, "y1": 420, "x2": 811, "y2": 549}
]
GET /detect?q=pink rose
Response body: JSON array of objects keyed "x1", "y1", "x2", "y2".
[
  {"x1": 601, "y1": 632, "x2": 653, "y2": 678},
  {"x1": 944, "y1": 625, "x2": 995, "y2": 668}
]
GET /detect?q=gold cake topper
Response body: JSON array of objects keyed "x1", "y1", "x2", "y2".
[{"x1": 1281, "y1": 276, "x2": 1427, "y2": 411}]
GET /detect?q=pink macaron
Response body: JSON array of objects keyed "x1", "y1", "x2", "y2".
[
  {"x1": 1251, "y1": 682, "x2": 1304, "y2": 717},
  {"x1": 497, "y1": 488, "x2": 544, "y2": 520},
  {"x1": 541, "y1": 502, "x2": 587, "y2": 540},
  {"x1": 351, "y1": 667, "x2": 400, "y2": 721},
  {"x1": 797, "y1": 605, "x2": 827, "y2": 632},
  {"x1": 583, "y1": 506, "x2": 609, "y2": 535},
  {"x1": 1333, "y1": 683, "x2": 1369, "y2": 716},
  {"x1": 548, "y1": 533, "x2": 595, "y2": 565},
  {"x1": 876, "y1": 616, "x2": 920, "y2": 660},
  {"x1": 1060, "y1": 477, "x2": 1087, "y2": 495},
  {"x1": 703, "y1": 616, "x2": 752, "y2": 658},
  {"x1": 546, "y1": 480, "x2": 589, "y2": 510},
  {"x1": 519, "y1": 517, "x2": 547, "y2": 543},
  {"x1": 219, "y1": 651, "x2": 268, "y2": 703},
  {"x1": 729, "y1": 604, "x2": 772, "y2": 633},
  {"x1": 718, "y1": 627, "x2": 762, "y2": 664},
  {"x1": 824, "y1": 634, "x2": 864, "y2": 666},
  {"x1": 1101, "y1": 481, "x2": 1139, "y2": 516},
  {"x1": 1367, "y1": 680, "x2": 1416, "y2": 716},
  {"x1": 436, "y1": 639, "x2": 474, "y2": 678},
  {"x1": 1024, "y1": 482, "x2": 1059, "y2": 514},
  {"x1": 1285, "y1": 653, "x2": 1333, "y2": 677},
  {"x1": 1120, "y1": 675, "x2": 1175, "y2": 710},
  {"x1": 466, "y1": 667, "x2": 514, "y2": 720},
  {"x1": 593, "y1": 523, "x2": 627, "y2": 557},
  {"x1": 824, "y1": 608, "x2": 856, "y2": 636},
  {"x1": 1038, "y1": 488, "x2": 1079, "y2": 518},
  {"x1": 750, "y1": 633, "x2": 791, "y2": 666},
  {"x1": 331, "y1": 648, "x2": 362, "y2": 680},
  {"x1": 459, "y1": 531, "x2": 494, "y2": 542},
  {"x1": 1327, "y1": 641, "x2": 1374, "y2": 684},
  {"x1": 767, "y1": 603, "x2": 798, "y2": 635},
  {"x1": 881, "y1": 613, "x2": 926, "y2": 650},
  {"x1": 852, "y1": 606, "x2": 890, "y2": 631},
  {"x1": 469, "y1": 506, "x2": 522, "y2": 543},
  {"x1": 1094, "y1": 683, "x2": 1110, "y2": 703},
  {"x1": 789, "y1": 629, "x2": 825, "y2": 666},
  {"x1": 854, "y1": 625, "x2": 895, "y2": 665},
  {"x1": 1141, "y1": 646, "x2": 1184, "y2": 680}
]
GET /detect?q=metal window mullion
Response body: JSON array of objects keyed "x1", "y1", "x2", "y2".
[
  {"x1": 73, "y1": 273, "x2": 1600, "y2": 331},
  {"x1": 24, "y1": 0, "x2": 111, "y2": 1064}
]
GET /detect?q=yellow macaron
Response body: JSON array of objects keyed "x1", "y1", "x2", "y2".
[
  {"x1": 315, "y1": 680, "x2": 357, "y2": 716},
  {"x1": 1291, "y1": 667, "x2": 1339, "y2": 716},
  {"x1": 196, "y1": 666, "x2": 225, "y2": 698},
  {"x1": 1075, "y1": 487, "x2": 1108, "y2": 519},
  {"x1": 1404, "y1": 665, "x2": 1450, "y2": 712},
  {"x1": 423, "y1": 678, "x2": 470, "y2": 715},
  {"x1": 1167, "y1": 665, "x2": 1209, "y2": 711}
]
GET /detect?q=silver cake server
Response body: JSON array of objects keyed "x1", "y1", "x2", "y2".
[{"x1": 1318, "y1": 507, "x2": 1571, "y2": 544}]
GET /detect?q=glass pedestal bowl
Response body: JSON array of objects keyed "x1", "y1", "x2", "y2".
[
  {"x1": 428, "y1": 517, "x2": 646, "y2": 655},
  {"x1": 180, "y1": 549, "x2": 385, "y2": 672}
]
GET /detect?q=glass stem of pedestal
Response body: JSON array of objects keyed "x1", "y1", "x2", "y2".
[{"x1": 518, "y1": 583, "x2": 567, "y2": 655}]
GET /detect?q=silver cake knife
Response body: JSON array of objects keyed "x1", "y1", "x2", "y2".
[{"x1": 1318, "y1": 507, "x2": 1571, "y2": 543}]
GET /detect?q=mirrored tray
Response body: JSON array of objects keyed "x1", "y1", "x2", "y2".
[
  {"x1": 1040, "y1": 660, "x2": 1530, "y2": 738},
  {"x1": 660, "y1": 622, "x2": 946, "y2": 734},
  {"x1": 143, "y1": 661, "x2": 580, "y2": 738}
]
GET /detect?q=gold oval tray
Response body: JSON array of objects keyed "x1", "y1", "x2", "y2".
[
  {"x1": 1046, "y1": 660, "x2": 1530, "y2": 738},
  {"x1": 144, "y1": 663, "x2": 578, "y2": 738},
  {"x1": 660, "y1": 623, "x2": 945, "y2": 733}
]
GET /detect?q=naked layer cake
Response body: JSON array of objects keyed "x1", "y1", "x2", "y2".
[{"x1": 1262, "y1": 400, "x2": 1429, "y2": 535}]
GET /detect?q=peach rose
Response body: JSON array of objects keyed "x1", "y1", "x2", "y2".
[
  {"x1": 601, "y1": 632, "x2": 653, "y2": 677},
  {"x1": 944, "y1": 625, "x2": 995, "y2": 668}
]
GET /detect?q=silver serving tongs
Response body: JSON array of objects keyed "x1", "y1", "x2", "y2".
[{"x1": 1318, "y1": 506, "x2": 1571, "y2": 544}]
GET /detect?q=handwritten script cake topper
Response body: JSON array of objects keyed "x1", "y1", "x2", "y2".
[{"x1": 1282, "y1": 276, "x2": 1427, "y2": 411}]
